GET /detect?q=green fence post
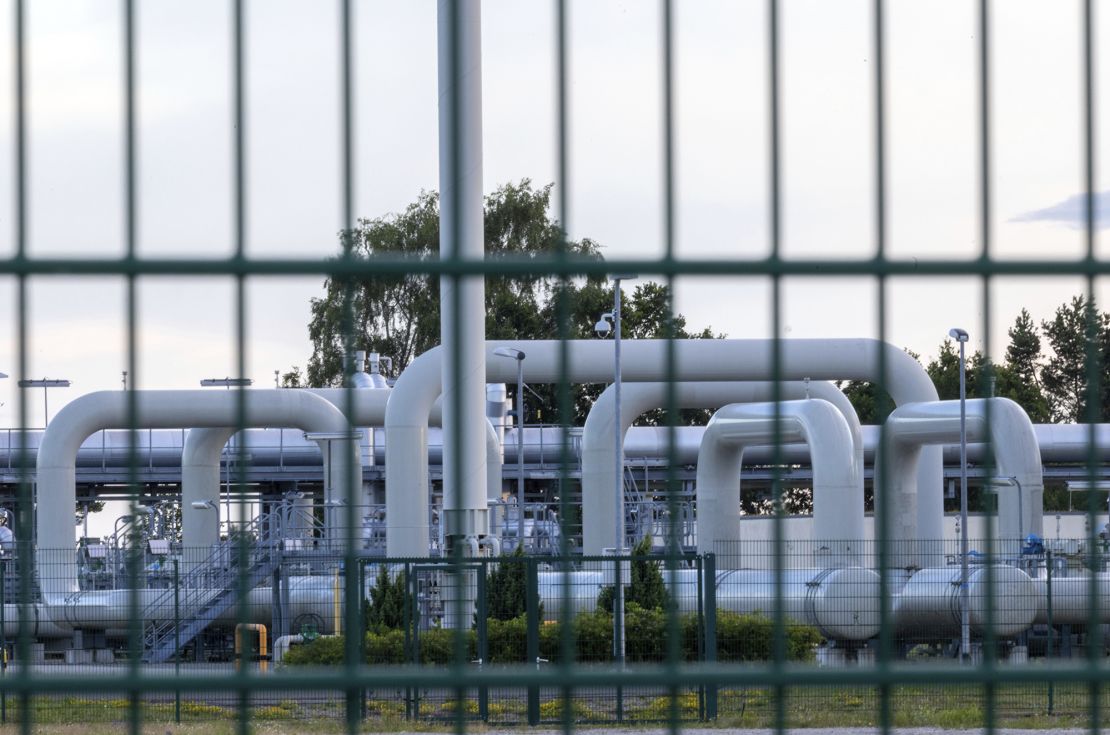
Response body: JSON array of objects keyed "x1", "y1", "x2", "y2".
[
  {"x1": 173, "y1": 558, "x2": 180, "y2": 724},
  {"x1": 476, "y1": 558, "x2": 489, "y2": 722},
  {"x1": 1, "y1": 557, "x2": 6, "y2": 725},
  {"x1": 359, "y1": 561, "x2": 367, "y2": 722},
  {"x1": 527, "y1": 557, "x2": 540, "y2": 726},
  {"x1": 615, "y1": 552, "x2": 623, "y2": 723},
  {"x1": 704, "y1": 552, "x2": 717, "y2": 720},
  {"x1": 403, "y1": 562, "x2": 413, "y2": 720},
  {"x1": 1046, "y1": 549, "x2": 1054, "y2": 715}
]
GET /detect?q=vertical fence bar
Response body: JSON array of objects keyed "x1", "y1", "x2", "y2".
[
  {"x1": 704, "y1": 552, "x2": 717, "y2": 720},
  {"x1": 526, "y1": 557, "x2": 540, "y2": 726},
  {"x1": 1045, "y1": 549, "x2": 1054, "y2": 715},
  {"x1": 173, "y1": 559, "x2": 180, "y2": 724},
  {"x1": 476, "y1": 559, "x2": 488, "y2": 722}
]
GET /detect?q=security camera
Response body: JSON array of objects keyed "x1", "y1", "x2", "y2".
[{"x1": 594, "y1": 313, "x2": 613, "y2": 338}]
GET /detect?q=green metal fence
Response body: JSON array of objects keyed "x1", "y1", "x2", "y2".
[{"x1": 5, "y1": 0, "x2": 1110, "y2": 733}]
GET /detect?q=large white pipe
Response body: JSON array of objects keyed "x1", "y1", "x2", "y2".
[
  {"x1": 386, "y1": 339, "x2": 939, "y2": 557},
  {"x1": 182, "y1": 389, "x2": 500, "y2": 554},
  {"x1": 36, "y1": 390, "x2": 354, "y2": 596},
  {"x1": 879, "y1": 398, "x2": 1042, "y2": 561},
  {"x1": 437, "y1": 0, "x2": 487, "y2": 548},
  {"x1": 695, "y1": 400, "x2": 859, "y2": 568},
  {"x1": 581, "y1": 380, "x2": 863, "y2": 555}
]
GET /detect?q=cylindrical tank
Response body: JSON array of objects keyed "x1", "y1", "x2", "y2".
[
  {"x1": 895, "y1": 565, "x2": 1038, "y2": 637},
  {"x1": 537, "y1": 567, "x2": 880, "y2": 641},
  {"x1": 1032, "y1": 572, "x2": 1110, "y2": 625},
  {"x1": 717, "y1": 567, "x2": 881, "y2": 640}
]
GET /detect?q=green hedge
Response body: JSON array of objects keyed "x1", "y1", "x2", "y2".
[{"x1": 283, "y1": 607, "x2": 820, "y2": 666}]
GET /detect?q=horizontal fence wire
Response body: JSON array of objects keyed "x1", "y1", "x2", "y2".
[{"x1": 4, "y1": 0, "x2": 1108, "y2": 733}]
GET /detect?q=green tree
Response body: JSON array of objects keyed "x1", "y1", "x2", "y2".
[
  {"x1": 366, "y1": 565, "x2": 406, "y2": 632},
  {"x1": 1041, "y1": 295, "x2": 1110, "y2": 422},
  {"x1": 485, "y1": 545, "x2": 541, "y2": 621},
  {"x1": 597, "y1": 536, "x2": 670, "y2": 612},
  {"x1": 926, "y1": 340, "x2": 987, "y2": 400},
  {"x1": 306, "y1": 180, "x2": 601, "y2": 387},
  {"x1": 837, "y1": 349, "x2": 921, "y2": 423},
  {"x1": 994, "y1": 309, "x2": 1051, "y2": 422},
  {"x1": 538, "y1": 280, "x2": 723, "y2": 424}
]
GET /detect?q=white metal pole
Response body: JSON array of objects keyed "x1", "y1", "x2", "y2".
[
  {"x1": 517, "y1": 357, "x2": 525, "y2": 546},
  {"x1": 613, "y1": 277, "x2": 625, "y2": 666},
  {"x1": 958, "y1": 337, "x2": 970, "y2": 661}
]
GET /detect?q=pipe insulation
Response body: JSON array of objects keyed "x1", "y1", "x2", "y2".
[
  {"x1": 36, "y1": 390, "x2": 355, "y2": 596},
  {"x1": 878, "y1": 398, "x2": 1042, "y2": 562},
  {"x1": 386, "y1": 338, "x2": 939, "y2": 557},
  {"x1": 180, "y1": 390, "x2": 501, "y2": 554},
  {"x1": 437, "y1": 0, "x2": 487, "y2": 546},
  {"x1": 695, "y1": 400, "x2": 860, "y2": 568},
  {"x1": 580, "y1": 380, "x2": 863, "y2": 555}
]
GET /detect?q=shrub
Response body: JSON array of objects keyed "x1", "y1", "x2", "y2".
[
  {"x1": 365, "y1": 629, "x2": 406, "y2": 664},
  {"x1": 486, "y1": 546, "x2": 542, "y2": 621},
  {"x1": 597, "y1": 536, "x2": 669, "y2": 613},
  {"x1": 486, "y1": 615, "x2": 528, "y2": 663},
  {"x1": 366, "y1": 565, "x2": 407, "y2": 632},
  {"x1": 282, "y1": 635, "x2": 345, "y2": 665}
]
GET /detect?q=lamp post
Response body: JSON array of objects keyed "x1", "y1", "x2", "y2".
[
  {"x1": 949, "y1": 326, "x2": 970, "y2": 662},
  {"x1": 17, "y1": 379, "x2": 70, "y2": 428},
  {"x1": 190, "y1": 500, "x2": 220, "y2": 541},
  {"x1": 595, "y1": 273, "x2": 637, "y2": 669},
  {"x1": 493, "y1": 347, "x2": 527, "y2": 549}
]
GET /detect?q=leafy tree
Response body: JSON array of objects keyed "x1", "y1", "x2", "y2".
[
  {"x1": 306, "y1": 181, "x2": 600, "y2": 387},
  {"x1": 280, "y1": 367, "x2": 304, "y2": 388},
  {"x1": 925, "y1": 340, "x2": 989, "y2": 400},
  {"x1": 837, "y1": 350, "x2": 921, "y2": 423},
  {"x1": 366, "y1": 565, "x2": 407, "y2": 632},
  {"x1": 994, "y1": 309, "x2": 1051, "y2": 422},
  {"x1": 1041, "y1": 295, "x2": 1110, "y2": 422},
  {"x1": 485, "y1": 545, "x2": 541, "y2": 621},
  {"x1": 538, "y1": 280, "x2": 723, "y2": 424},
  {"x1": 303, "y1": 183, "x2": 720, "y2": 425}
]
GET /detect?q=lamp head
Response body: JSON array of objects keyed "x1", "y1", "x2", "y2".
[
  {"x1": 493, "y1": 346, "x2": 525, "y2": 361},
  {"x1": 594, "y1": 313, "x2": 613, "y2": 338},
  {"x1": 948, "y1": 327, "x2": 969, "y2": 343}
]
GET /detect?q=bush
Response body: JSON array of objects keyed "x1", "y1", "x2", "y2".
[
  {"x1": 282, "y1": 635, "x2": 345, "y2": 666},
  {"x1": 715, "y1": 611, "x2": 820, "y2": 662},
  {"x1": 283, "y1": 610, "x2": 820, "y2": 666},
  {"x1": 366, "y1": 565, "x2": 407, "y2": 632},
  {"x1": 486, "y1": 546, "x2": 542, "y2": 621},
  {"x1": 597, "y1": 536, "x2": 670, "y2": 613}
]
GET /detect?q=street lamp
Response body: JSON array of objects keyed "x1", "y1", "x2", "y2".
[
  {"x1": 190, "y1": 499, "x2": 221, "y2": 540},
  {"x1": 17, "y1": 379, "x2": 70, "y2": 428},
  {"x1": 948, "y1": 326, "x2": 970, "y2": 662},
  {"x1": 493, "y1": 347, "x2": 527, "y2": 549},
  {"x1": 596, "y1": 273, "x2": 637, "y2": 669}
]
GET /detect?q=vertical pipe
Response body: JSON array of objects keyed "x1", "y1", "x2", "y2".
[{"x1": 438, "y1": 0, "x2": 488, "y2": 549}]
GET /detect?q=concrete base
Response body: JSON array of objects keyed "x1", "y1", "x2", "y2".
[
  {"x1": 816, "y1": 645, "x2": 846, "y2": 667},
  {"x1": 64, "y1": 649, "x2": 92, "y2": 665}
]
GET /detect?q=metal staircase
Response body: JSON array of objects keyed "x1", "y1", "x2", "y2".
[{"x1": 141, "y1": 510, "x2": 282, "y2": 664}]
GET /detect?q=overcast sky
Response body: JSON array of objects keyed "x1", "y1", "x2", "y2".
[{"x1": 0, "y1": 0, "x2": 1108, "y2": 428}]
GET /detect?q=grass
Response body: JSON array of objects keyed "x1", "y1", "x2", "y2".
[{"x1": 0, "y1": 682, "x2": 1104, "y2": 731}]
